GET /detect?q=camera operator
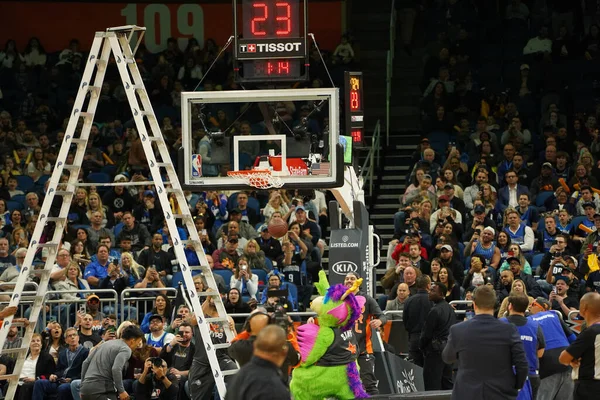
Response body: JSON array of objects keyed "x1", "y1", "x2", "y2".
[
  {"x1": 134, "y1": 357, "x2": 179, "y2": 400},
  {"x1": 229, "y1": 307, "x2": 300, "y2": 385},
  {"x1": 160, "y1": 322, "x2": 194, "y2": 394}
]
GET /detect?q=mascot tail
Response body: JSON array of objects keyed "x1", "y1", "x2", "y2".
[{"x1": 347, "y1": 362, "x2": 369, "y2": 399}]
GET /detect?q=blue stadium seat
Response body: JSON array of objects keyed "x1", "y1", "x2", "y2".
[
  {"x1": 11, "y1": 194, "x2": 26, "y2": 207},
  {"x1": 264, "y1": 257, "x2": 273, "y2": 271},
  {"x1": 571, "y1": 216, "x2": 588, "y2": 231},
  {"x1": 101, "y1": 165, "x2": 117, "y2": 178},
  {"x1": 286, "y1": 282, "x2": 299, "y2": 310},
  {"x1": 15, "y1": 176, "x2": 34, "y2": 192},
  {"x1": 532, "y1": 253, "x2": 545, "y2": 270},
  {"x1": 214, "y1": 270, "x2": 233, "y2": 291},
  {"x1": 252, "y1": 269, "x2": 268, "y2": 287},
  {"x1": 535, "y1": 191, "x2": 554, "y2": 208},
  {"x1": 35, "y1": 174, "x2": 50, "y2": 188},
  {"x1": 427, "y1": 131, "x2": 450, "y2": 156},
  {"x1": 6, "y1": 200, "x2": 23, "y2": 212},
  {"x1": 87, "y1": 172, "x2": 111, "y2": 184}
]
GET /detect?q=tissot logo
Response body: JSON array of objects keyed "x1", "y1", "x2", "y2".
[
  {"x1": 331, "y1": 261, "x2": 358, "y2": 274},
  {"x1": 239, "y1": 42, "x2": 302, "y2": 53}
]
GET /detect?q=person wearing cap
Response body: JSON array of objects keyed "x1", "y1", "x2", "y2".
[
  {"x1": 497, "y1": 169, "x2": 530, "y2": 214},
  {"x1": 507, "y1": 256, "x2": 544, "y2": 299},
  {"x1": 530, "y1": 162, "x2": 559, "y2": 200},
  {"x1": 438, "y1": 244, "x2": 465, "y2": 283},
  {"x1": 528, "y1": 296, "x2": 577, "y2": 399},
  {"x1": 549, "y1": 277, "x2": 579, "y2": 319},
  {"x1": 575, "y1": 185, "x2": 600, "y2": 217},
  {"x1": 504, "y1": 209, "x2": 535, "y2": 253},
  {"x1": 145, "y1": 314, "x2": 175, "y2": 350},
  {"x1": 544, "y1": 258, "x2": 582, "y2": 298},
  {"x1": 102, "y1": 173, "x2": 135, "y2": 222},
  {"x1": 464, "y1": 202, "x2": 496, "y2": 239},
  {"x1": 466, "y1": 226, "x2": 501, "y2": 271},
  {"x1": 212, "y1": 235, "x2": 241, "y2": 270},
  {"x1": 402, "y1": 169, "x2": 436, "y2": 207},
  {"x1": 133, "y1": 189, "x2": 163, "y2": 234},
  {"x1": 441, "y1": 182, "x2": 466, "y2": 217},
  {"x1": 463, "y1": 169, "x2": 497, "y2": 211},
  {"x1": 574, "y1": 201, "x2": 599, "y2": 247},
  {"x1": 257, "y1": 223, "x2": 284, "y2": 263},
  {"x1": 411, "y1": 137, "x2": 435, "y2": 165}
]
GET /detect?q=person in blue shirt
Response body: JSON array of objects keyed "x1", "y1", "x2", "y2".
[
  {"x1": 259, "y1": 271, "x2": 296, "y2": 309},
  {"x1": 83, "y1": 244, "x2": 112, "y2": 288},
  {"x1": 90, "y1": 235, "x2": 121, "y2": 265},
  {"x1": 502, "y1": 294, "x2": 546, "y2": 400}
]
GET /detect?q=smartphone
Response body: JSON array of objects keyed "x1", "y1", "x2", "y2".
[
  {"x1": 79, "y1": 305, "x2": 86, "y2": 314},
  {"x1": 552, "y1": 286, "x2": 557, "y2": 294},
  {"x1": 588, "y1": 244, "x2": 594, "y2": 251},
  {"x1": 201, "y1": 229, "x2": 207, "y2": 236},
  {"x1": 508, "y1": 251, "x2": 514, "y2": 257}
]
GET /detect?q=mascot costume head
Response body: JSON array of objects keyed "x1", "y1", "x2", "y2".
[{"x1": 290, "y1": 270, "x2": 369, "y2": 399}]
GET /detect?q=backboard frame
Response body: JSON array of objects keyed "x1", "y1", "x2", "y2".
[{"x1": 179, "y1": 88, "x2": 344, "y2": 191}]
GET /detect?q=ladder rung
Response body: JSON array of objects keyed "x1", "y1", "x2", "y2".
[
  {"x1": 79, "y1": 112, "x2": 94, "y2": 119},
  {"x1": 222, "y1": 369, "x2": 239, "y2": 376},
  {"x1": 173, "y1": 214, "x2": 193, "y2": 220},
  {"x1": 133, "y1": 85, "x2": 146, "y2": 91},
  {"x1": 197, "y1": 291, "x2": 220, "y2": 297},
  {"x1": 96, "y1": 59, "x2": 107, "y2": 69},
  {"x1": 204, "y1": 317, "x2": 228, "y2": 324},
  {"x1": 45, "y1": 217, "x2": 67, "y2": 223},
  {"x1": 0, "y1": 374, "x2": 19, "y2": 381},
  {"x1": 212, "y1": 343, "x2": 230, "y2": 350},
  {"x1": 62, "y1": 164, "x2": 80, "y2": 170},
  {"x1": 37, "y1": 242, "x2": 60, "y2": 248},
  {"x1": 156, "y1": 163, "x2": 173, "y2": 169},
  {"x1": 147, "y1": 136, "x2": 163, "y2": 142},
  {"x1": 0, "y1": 347, "x2": 28, "y2": 355},
  {"x1": 55, "y1": 191, "x2": 74, "y2": 197},
  {"x1": 70, "y1": 138, "x2": 87, "y2": 145},
  {"x1": 88, "y1": 86, "x2": 102, "y2": 96}
]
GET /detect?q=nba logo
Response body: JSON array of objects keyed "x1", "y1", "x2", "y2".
[{"x1": 192, "y1": 154, "x2": 202, "y2": 177}]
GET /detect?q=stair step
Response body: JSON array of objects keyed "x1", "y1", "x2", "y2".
[
  {"x1": 378, "y1": 194, "x2": 400, "y2": 200},
  {"x1": 384, "y1": 165, "x2": 410, "y2": 171},
  {"x1": 380, "y1": 183, "x2": 406, "y2": 190},
  {"x1": 373, "y1": 202, "x2": 400, "y2": 210},
  {"x1": 377, "y1": 224, "x2": 395, "y2": 230},
  {"x1": 371, "y1": 213, "x2": 394, "y2": 219},
  {"x1": 381, "y1": 174, "x2": 406, "y2": 181}
]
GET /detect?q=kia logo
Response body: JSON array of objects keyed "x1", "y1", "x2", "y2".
[{"x1": 331, "y1": 261, "x2": 358, "y2": 274}]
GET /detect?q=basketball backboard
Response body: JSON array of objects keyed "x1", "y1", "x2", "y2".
[{"x1": 179, "y1": 88, "x2": 343, "y2": 190}]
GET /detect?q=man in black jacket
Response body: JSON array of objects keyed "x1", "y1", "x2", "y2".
[
  {"x1": 508, "y1": 257, "x2": 544, "y2": 298},
  {"x1": 226, "y1": 325, "x2": 291, "y2": 400},
  {"x1": 420, "y1": 282, "x2": 456, "y2": 390},
  {"x1": 403, "y1": 274, "x2": 432, "y2": 367}
]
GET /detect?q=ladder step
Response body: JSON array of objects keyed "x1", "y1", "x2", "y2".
[
  {"x1": 197, "y1": 291, "x2": 221, "y2": 297},
  {"x1": 173, "y1": 214, "x2": 193, "y2": 221},
  {"x1": 62, "y1": 165, "x2": 80, "y2": 170},
  {"x1": 0, "y1": 374, "x2": 19, "y2": 381},
  {"x1": 79, "y1": 112, "x2": 94, "y2": 119},
  {"x1": 37, "y1": 242, "x2": 60, "y2": 248},
  {"x1": 70, "y1": 138, "x2": 87, "y2": 145},
  {"x1": 55, "y1": 191, "x2": 74, "y2": 197},
  {"x1": 45, "y1": 217, "x2": 67, "y2": 223},
  {"x1": 222, "y1": 369, "x2": 239, "y2": 376},
  {"x1": 204, "y1": 317, "x2": 228, "y2": 324},
  {"x1": 0, "y1": 347, "x2": 29, "y2": 355},
  {"x1": 88, "y1": 86, "x2": 102, "y2": 96},
  {"x1": 212, "y1": 343, "x2": 230, "y2": 350}
]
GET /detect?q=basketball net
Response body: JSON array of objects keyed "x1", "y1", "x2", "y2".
[{"x1": 227, "y1": 169, "x2": 284, "y2": 189}]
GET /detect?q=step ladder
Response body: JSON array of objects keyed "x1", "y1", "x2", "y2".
[{"x1": 0, "y1": 25, "x2": 237, "y2": 398}]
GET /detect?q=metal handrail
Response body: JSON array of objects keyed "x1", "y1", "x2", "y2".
[
  {"x1": 360, "y1": 120, "x2": 381, "y2": 196},
  {"x1": 121, "y1": 287, "x2": 178, "y2": 321},
  {"x1": 386, "y1": 0, "x2": 397, "y2": 146},
  {"x1": 42, "y1": 289, "x2": 119, "y2": 328}
]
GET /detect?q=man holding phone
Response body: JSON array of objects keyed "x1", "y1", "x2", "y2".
[
  {"x1": 161, "y1": 322, "x2": 195, "y2": 395},
  {"x1": 134, "y1": 357, "x2": 179, "y2": 400}
]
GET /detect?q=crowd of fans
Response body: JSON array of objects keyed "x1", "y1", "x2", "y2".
[
  {"x1": 387, "y1": 1, "x2": 600, "y2": 322},
  {"x1": 0, "y1": 31, "x2": 353, "y2": 399}
]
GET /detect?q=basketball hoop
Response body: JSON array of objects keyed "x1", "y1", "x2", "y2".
[{"x1": 227, "y1": 170, "x2": 284, "y2": 189}]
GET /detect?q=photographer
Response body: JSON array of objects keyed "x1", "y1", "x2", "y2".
[
  {"x1": 229, "y1": 308, "x2": 300, "y2": 384},
  {"x1": 160, "y1": 322, "x2": 194, "y2": 397},
  {"x1": 134, "y1": 357, "x2": 179, "y2": 400}
]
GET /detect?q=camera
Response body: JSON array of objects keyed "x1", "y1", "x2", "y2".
[
  {"x1": 474, "y1": 229, "x2": 481, "y2": 235},
  {"x1": 149, "y1": 357, "x2": 164, "y2": 368}
]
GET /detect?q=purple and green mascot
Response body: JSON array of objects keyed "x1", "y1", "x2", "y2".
[{"x1": 290, "y1": 270, "x2": 369, "y2": 399}]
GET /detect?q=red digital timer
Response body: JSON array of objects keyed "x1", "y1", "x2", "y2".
[
  {"x1": 345, "y1": 72, "x2": 365, "y2": 145},
  {"x1": 243, "y1": 59, "x2": 300, "y2": 78},
  {"x1": 243, "y1": 0, "x2": 299, "y2": 39}
]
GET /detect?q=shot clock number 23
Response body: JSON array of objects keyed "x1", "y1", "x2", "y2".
[{"x1": 242, "y1": 0, "x2": 300, "y2": 39}]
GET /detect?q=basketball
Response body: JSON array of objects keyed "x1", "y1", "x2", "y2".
[{"x1": 268, "y1": 217, "x2": 288, "y2": 238}]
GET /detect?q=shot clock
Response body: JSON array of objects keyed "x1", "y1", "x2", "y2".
[
  {"x1": 233, "y1": 0, "x2": 309, "y2": 83},
  {"x1": 344, "y1": 71, "x2": 365, "y2": 146}
]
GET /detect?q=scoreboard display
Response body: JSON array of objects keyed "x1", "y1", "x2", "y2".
[
  {"x1": 344, "y1": 71, "x2": 365, "y2": 146},
  {"x1": 234, "y1": 0, "x2": 308, "y2": 83}
]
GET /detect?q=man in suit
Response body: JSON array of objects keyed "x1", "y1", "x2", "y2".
[
  {"x1": 442, "y1": 285, "x2": 529, "y2": 400},
  {"x1": 496, "y1": 169, "x2": 530, "y2": 215}
]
